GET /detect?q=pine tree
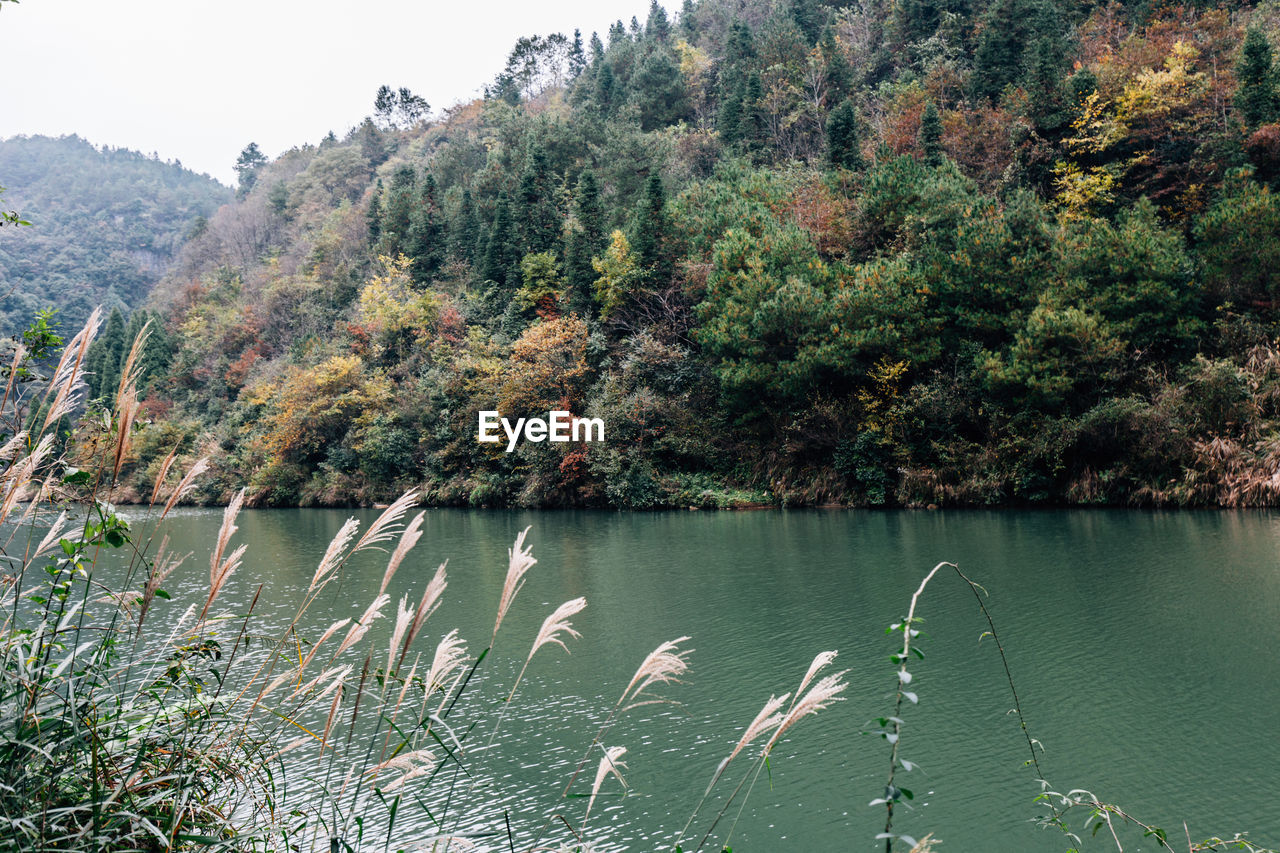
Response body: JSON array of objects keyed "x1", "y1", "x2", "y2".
[
  {"x1": 564, "y1": 170, "x2": 604, "y2": 315},
  {"x1": 679, "y1": 0, "x2": 697, "y2": 40},
  {"x1": 742, "y1": 72, "x2": 767, "y2": 152},
  {"x1": 633, "y1": 174, "x2": 671, "y2": 283},
  {"x1": 136, "y1": 311, "x2": 172, "y2": 395},
  {"x1": 89, "y1": 308, "x2": 126, "y2": 402},
  {"x1": 1237, "y1": 27, "x2": 1280, "y2": 129},
  {"x1": 596, "y1": 63, "x2": 617, "y2": 115},
  {"x1": 483, "y1": 193, "x2": 520, "y2": 287},
  {"x1": 826, "y1": 98, "x2": 864, "y2": 170},
  {"x1": 971, "y1": 0, "x2": 1050, "y2": 102},
  {"x1": 377, "y1": 165, "x2": 416, "y2": 257},
  {"x1": 450, "y1": 187, "x2": 478, "y2": 264},
  {"x1": 646, "y1": 0, "x2": 671, "y2": 42},
  {"x1": 632, "y1": 49, "x2": 691, "y2": 130},
  {"x1": 569, "y1": 29, "x2": 587, "y2": 78},
  {"x1": 407, "y1": 173, "x2": 445, "y2": 283},
  {"x1": 366, "y1": 179, "x2": 384, "y2": 244},
  {"x1": 718, "y1": 90, "x2": 744, "y2": 145},
  {"x1": 589, "y1": 31, "x2": 605, "y2": 66},
  {"x1": 517, "y1": 142, "x2": 559, "y2": 256},
  {"x1": 233, "y1": 143, "x2": 267, "y2": 198},
  {"x1": 920, "y1": 101, "x2": 944, "y2": 166}
]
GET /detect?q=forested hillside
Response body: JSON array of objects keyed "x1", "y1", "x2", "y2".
[
  {"x1": 92, "y1": 0, "x2": 1280, "y2": 508},
  {"x1": 0, "y1": 135, "x2": 230, "y2": 334}
]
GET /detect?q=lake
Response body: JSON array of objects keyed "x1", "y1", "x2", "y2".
[{"x1": 130, "y1": 506, "x2": 1280, "y2": 852}]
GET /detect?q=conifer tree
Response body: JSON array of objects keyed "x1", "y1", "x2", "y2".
[
  {"x1": 407, "y1": 173, "x2": 444, "y2": 283},
  {"x1": 450, "y1": 187, "x2": 478, "y2": 264},
  {"x1": 1237, "y1": 27, "x2": 1280, "y2": 129},
  {"x1": 679, "y1": 0, "x2": 697, "y2": 40},
  {"x1": 820, "y1": 27, "x2": 851, "y2": 102},
  {"x1": 366, "y1": 179, "x2": 384, "y2": 244},
  {"x1": 920, "y1": 101, "x2": 944, "y2": 166},
  {"x1": 517, "y1": 142, "x2": 559, "y2": 256},
  {"x1": 88, "y1": 307, "x2": 126, "y2": 401},
  {"x1": 377, "y1": 165, "x2": 416, "y2": 257},
  {"x1": 569, "y1": 29, "x2": 587, "y2": 78},
  {"x1": 483, "y1": 192, "x2": 520, "y2": 287},
  {"x1": 596, "y1": 63, "x2": 617, "y2": 115},
  {"x1": 564, "y1": 170, "x2": 604, "y2": 315},
  {"x1": 826, "y1": 98, "x2": 864, "y2": 170},
  {"x1": 633, "y1": 174, "x2": 671, "y2": 283},
  {"x1": 646, "y1": 0, "x2": 671, "y2": 43},
  {"x1": 742, "y1": 72, "x2": 767, "y2": 152}
]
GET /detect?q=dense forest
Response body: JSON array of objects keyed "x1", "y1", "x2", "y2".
[
  {"x1": 68, "y1": 0, "x2": 1280, "y2": 509},
  {"x1": 0, "y1": 135, "x2": 230, "y2": 335}
]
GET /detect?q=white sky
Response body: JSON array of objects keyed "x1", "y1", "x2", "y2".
[{"x1": 0, "y1": 0, "x2": 672, "y2": 185}]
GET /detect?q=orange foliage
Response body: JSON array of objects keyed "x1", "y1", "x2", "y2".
[
  {"x1": 943, "y1": 104, "x2": 1018, "y2": 189},
  {"x1": 784, "y1": 176, "x2": 853, "y2": 257},
  {"x1": 876, "y1": 85, "x2": 927, "y2": 155},
  {"x1": 499, "y1": 315, "x2": 593, "y2": 416}
]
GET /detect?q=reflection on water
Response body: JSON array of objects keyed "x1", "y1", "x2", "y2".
[{"x1": 117, "y1": 507, "x2": 1280, "y2": 852}]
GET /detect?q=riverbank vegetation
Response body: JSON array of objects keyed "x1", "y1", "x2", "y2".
[
  {"x1": 68, "y1": 0, "x2": 1280, "y2": 509},
  {"x1": 2, "y1": 317, "x2": 1274, "y2": 851}
]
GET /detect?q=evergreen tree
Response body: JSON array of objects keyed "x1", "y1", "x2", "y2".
[
  {"x1": 826, "y1": 98, "x2": 864, "y2": 170},
  {"x1": 1025, "y1": 36, "x2": 1067, "y2": 134},
  {"x1": 723, "y1": 21, "x2": 756, "y2": 93},
  {"x1": 233, "y1": 142, "x2": 267, "y2": 198},
  {"x1": 589, "y1": 31, "x2": 605, "y2": 66},
  {"x1": 1237, "y1": 27, "x2": 1280, "y2": 129},
  {"x1": 608, "y1": 20, "x2": 627, "y2": 46},
  {"x1": 450, "y1": 187, "x2": 478, "y2": 264},
  {"x1": 596, "y1": 63, "x2": 617, "y2": 115},
  {"x1": 135, "y1": 311, "x2": 172, "y2": 395},
  {"x1": 920, "y1": 101, "x2": 944, "y2": 166},
  {"x1": 646, "y1": 0, "x2": 671, "y2": 43},
  {"x1": 517, "y1": 142, "x2": 559, "y2": 256},
  {"x1": 564, "y1": 170, "x2": 605, "y2": 315},
  {"x1": 88, "y1": 307, "x2": 126, "y2": 401},
  {"x1": 791, "y1": 0, "x2": 826, "y2": 43},
  {"x1": 483, "y1": 192, "x2": 520, "y2": 287},
  {"x1": 742, "y1": 72, "x2": 767, "y2": 153},
  {"x1": 376, "y1": 165, "x2": 416, "y2": 257},
  {"x1": 971, "y1": 0, "x2": 1050, "y2": 101},
  {"x1": 632, "y1": 49, "x2": 691, "y2": 130},
  {"x1": 633, "y1": 174, "x2": 671, "y2": 283},
  {"x1": 569, "y1": 29, "x2": 587, "y2": 78},
  {"x1": 679, "y1": 0, "x2": 697, "y2": 40},
  {"x1": 366, "y1": 179, "x2": 383, "y2": 244},
  {"x1": 407, "y1": 173, "x2": 445, "y2": 283},
  {"x1": 718, "y1": 89, "x2": 745, "y2": 145}
]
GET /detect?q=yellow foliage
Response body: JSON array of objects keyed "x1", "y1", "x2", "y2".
[
  {"x1": 592, "y1": 231, "x2": 642, "y2": 321},
  {"x1": 357, "y1": 254, "x2": 439, "y2": 355},
  {"x1": 499, "y1": 315, "x2": 592, "y2": 415},
  {"x1": 675, "y1": 38, "x2": 710, "y2": 83},
  {"x1": 254, "y1": 355, "x2": 392, "y2": 462},
  {"x1": 857, "y1": 357, "x2": 909, "y2": 432},
  {"x1": 1052, "y1": 161, "x2": 1118, "y2": 220},
  {"x1": 1114, "y1": 41, "x2": 1205, "y2": 128}
]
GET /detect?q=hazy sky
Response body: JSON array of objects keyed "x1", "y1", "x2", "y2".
[{"x1": 1, "y1": 0, "x2": 673, "y2": 185}]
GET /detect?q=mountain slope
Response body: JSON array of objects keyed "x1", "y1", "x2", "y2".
[
  {"x1": 0, "y1": 135, "x2": 232, "y2": 334},
  {"x1": 91, "y1": 0, "x2": 1280, "y2": 508}
]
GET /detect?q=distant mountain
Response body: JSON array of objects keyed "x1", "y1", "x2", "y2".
[{"x1": 0, "y1": 135, "x2": 231, "y2": 335}]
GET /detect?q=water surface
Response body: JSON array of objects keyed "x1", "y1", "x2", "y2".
[{"x1": 133, "y1": 507, "x2": 1280, "y2": 852}]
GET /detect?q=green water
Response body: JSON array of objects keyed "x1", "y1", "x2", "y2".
[{"x1": 135, "y1": 507, "x2": 1280, "y2": 852}]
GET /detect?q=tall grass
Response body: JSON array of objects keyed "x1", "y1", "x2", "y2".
[{"x1": 0, "y1": 313, "x2": 1275, "y2": 853}]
